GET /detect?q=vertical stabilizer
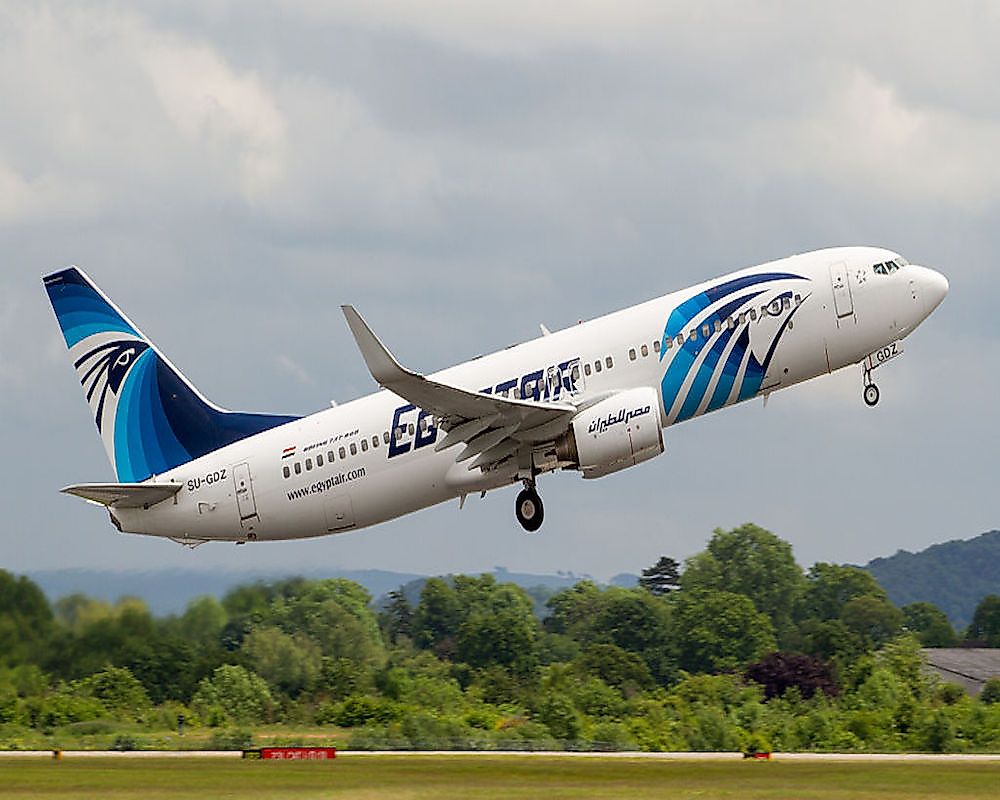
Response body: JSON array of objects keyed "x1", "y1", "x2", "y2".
[{"x1": 43, "y1": 267, "x2": 299, "y2": 482}]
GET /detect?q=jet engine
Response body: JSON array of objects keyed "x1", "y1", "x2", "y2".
[{"x1": 555, "y1": 387, "x2": 663, "y2": 479}]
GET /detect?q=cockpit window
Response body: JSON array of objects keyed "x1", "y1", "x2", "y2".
[{"x1": 873, "y1": 258, "x2": 907, "y2": 276}]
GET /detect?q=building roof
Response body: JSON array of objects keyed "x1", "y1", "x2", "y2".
[{"x1": 922, "y1": 648, "x2": 1000, "y2": 696}]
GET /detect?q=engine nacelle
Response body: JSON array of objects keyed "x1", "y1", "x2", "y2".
[{"x1": 555, "y1": 387, "x2": 663, "y2": 479}]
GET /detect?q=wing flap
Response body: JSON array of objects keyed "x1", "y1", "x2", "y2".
[{"x1": 62, "y1": 482, "x2": 182, "y2": 509}]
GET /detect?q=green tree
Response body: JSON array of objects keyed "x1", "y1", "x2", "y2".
[
  {"x1": 455, "y1": 583, "x2": 539, "y2": 672},
  {"x1": 576, "y1": 643, "x2": 654, "y2": 693},
  {"x1": 639, "y1": 556, "x2": 681, "y2": 596},
  {"x1": 672, "y1": 590, "x2": 776, "y2": 674},
  {"x1": 414, "y1": 578, "x2": 462, "y2": 655},
  {"x1": 798, "y1": 563, "x2": 887, "y2": 621},
  {"x1": 0, "y1": 571, "x2": 53, "y2": 666},
  {"x1": 901, "y1": 602, "x2": 958, "y2": 647},
  {"x1": 242, "y1": 626, "x2": 322, "y2": 697},
  {"x1": 680, "y1": 524, "x2": 805, "y2": 643},
  {"x1": 74, "y1": 666, "x2": 151, "y2": 721},
  {"x1": 381, "y1": 588, "x2": 414, "y2": 644},
  {"x1": 966, "y1": 595, "x2": 1000, "y2": 646},
  {"x1": 178, "y1": 596, "x2": 228, "y2": 646},
  {"x1": 192, "y1": 664, "x2": 273, "y2": 725},
  {"x1": 841, "y1": 595, "x2": 904, "y2": 649}
]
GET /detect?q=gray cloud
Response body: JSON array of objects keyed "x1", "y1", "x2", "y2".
[{"x1": 2, "y1": 2, "x2": 996, "y2": 578}]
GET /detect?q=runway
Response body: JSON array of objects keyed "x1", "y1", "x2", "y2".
[{"x1": 2, "y1": 750, "x2": 999, "y2": 761}]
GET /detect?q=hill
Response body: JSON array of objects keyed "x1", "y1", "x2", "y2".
[
  {"x1": 22, "y1": 566, "x2": 600, "y2": 616},
  {"x1": 864, "y1": 530, "x2": 1000, "y2": 630}
]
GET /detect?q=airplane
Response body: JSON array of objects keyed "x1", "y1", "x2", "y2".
[{"x1": 43, "y1": 247, "x2": 948, "y2": 545}]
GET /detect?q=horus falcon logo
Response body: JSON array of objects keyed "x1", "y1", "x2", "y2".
[{"x1": 74, "y1": 337, "x2": 151, "y2": 433}]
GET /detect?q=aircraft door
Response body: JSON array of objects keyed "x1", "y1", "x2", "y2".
[
  {"x1": 324, "y1": 493, "x2": 355, "y2": 531},
  {"x1": 829, "y1": 261, "x2": 854, "y2": 318},
  {"x1": 232, "y1": 462, "x2": 259, "y2": 527}
]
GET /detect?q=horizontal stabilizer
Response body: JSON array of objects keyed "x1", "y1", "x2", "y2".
[{"x1": 62, "y1": 482, "x2": 182, "y2": 509}]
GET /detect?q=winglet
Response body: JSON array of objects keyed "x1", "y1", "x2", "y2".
[{"x1": 341, "y1": 305, "x2": 418, "y2": 387}]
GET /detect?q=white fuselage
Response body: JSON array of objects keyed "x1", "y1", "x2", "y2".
[{"x1": 111, "y1": 247, "x2": 947, "y2": 544}]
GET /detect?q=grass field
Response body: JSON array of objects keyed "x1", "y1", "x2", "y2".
[{"x1": 2, "y1": 755, "x2": 999, "y2": 800}]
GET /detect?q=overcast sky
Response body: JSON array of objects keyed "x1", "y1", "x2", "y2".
[{"x1": 2, "y1": 1, "x2": 998, "y2": 580}]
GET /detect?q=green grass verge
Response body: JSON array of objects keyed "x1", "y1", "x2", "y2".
[{"x1": 2, "y1": 756, "x2": 999, "y2": 800}]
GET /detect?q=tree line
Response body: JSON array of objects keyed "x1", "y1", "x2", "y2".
[{"x1": 2, "y1": 523, "x2": 1000, "y2": 752}]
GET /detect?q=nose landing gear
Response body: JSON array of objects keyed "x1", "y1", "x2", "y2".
[
  {"x1": 515, "y1": 481, "x2": 544, "y2": 532},
  {"x1": 863, "y1": 382, "x2": 880, "y2": 407}
]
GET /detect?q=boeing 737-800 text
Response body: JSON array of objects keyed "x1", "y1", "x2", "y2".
[{"x1": 43, "y1": 247, "x2": 947, "y2": 545}]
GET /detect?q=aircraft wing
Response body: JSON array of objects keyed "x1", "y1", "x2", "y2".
[
  {"x1": 62, "y1": 482, "x2": 182, "y2": 509},
  {"x1": 342, "y1": 305, "x2": 575, "y2": 470}
]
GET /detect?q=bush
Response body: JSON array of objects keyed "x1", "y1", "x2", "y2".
[
  {"x1": 328, "y1": 695, "x2": 400, "y2": 727},
  {"x1": 110, "y1": 733, "x2": 141, "y2": 751},
  {"x1": 980, "y1": 678, "x2": 1000, "y2": 705},
  {"x1": 192, "y1": 665, "x2": 273, "y2": 726},
  {"x1": 207, "y1": 728, "x2": 254, "y2": 750}
]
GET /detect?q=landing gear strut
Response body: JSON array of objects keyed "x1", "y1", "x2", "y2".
[{"x1": 515, "y1": 481, "x2": 544, "y2": 532}]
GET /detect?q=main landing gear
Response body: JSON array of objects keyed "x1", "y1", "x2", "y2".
[{"x1": 515, "y1": 481, "x2": 544, "y2": 532}]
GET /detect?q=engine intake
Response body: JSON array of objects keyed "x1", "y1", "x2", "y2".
[{"x1": 555, "y1": 387, "x2": 663, "y2": 479}]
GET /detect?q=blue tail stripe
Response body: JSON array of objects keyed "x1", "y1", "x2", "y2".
[
  {"x1": 133, "y1": 353, "x2": 168, "y2": 480},
  {"x1": 145, "y1": 367, "x2": 192, "y2": 472},
  {"x1": 113, "y1": 353, "x2": 144, "y2": 482},
  {"x1": 47, "y1": 282, "x2": 138, "y2": 347}
]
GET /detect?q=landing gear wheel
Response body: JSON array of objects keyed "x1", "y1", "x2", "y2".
[
  {"x1": 864, "y1": 384, "x2": 880, "y2": 407},
  {"x1": 515, "y1": 487, "x2": 544, "y2": 532}
]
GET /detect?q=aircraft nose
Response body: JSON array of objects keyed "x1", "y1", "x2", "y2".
[{"x1": 920, "y1": 267, "x2": 949, "y2": 315}]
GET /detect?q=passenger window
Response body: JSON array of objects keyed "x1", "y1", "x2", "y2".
[
  {"x1": 783, "y1": 296, "x2": 791, "y2": 311},
  {"x1": 305, "y1": 458, "x2": 312, "y2": 471},
  {"x1": 316, "y1": 454, "x2": 324, "y2": 467},
  {"x1": 328, "y1": 450, "x2": 335, "y2": 462},
  {"x1": 653, "y1": 340, "x2": 660, "y2": 353},
  {"x1": 794, "y1": 294, "x2": 802, "y2": 306},
  {"x1": 714, "y1": 319, "x2": 722, "y2": 333},
  {"x1": 408, "y1": 423, "x2": 415, "y2": 435},
  {"x1": 727, "y1": 316, "x2": 736, "y2": 330},
  {"x1": 361, "y1": 439, "x2": 368, "y2": 452},
  {"x1": 664, "y1": 337, "x2": 672, "y2": 350},
  {"x1": 350, "y1": 443, "x2": 358, "y2": 456},
  {"x1": 676, "y1": 334, "x2": 684, "y2": 347},
  {"x1": 688, "y1": 330, "x2": 697, "y2": 342},
  {"x1": 373, "y1": 435, "x2": 379, "y2": 448},
  {"x1": 629, "y1": 348, "x2": 637, "y2": 361},
  {"x1": 571, "y1": 364, "x2": 581, "y2": 382},
  {"x1": 594, "y1": 360, "x2": 602, "y2": 373},
  {"x1": 383, "y1": 431, "x2": 390, "y2": 444},
  {"x1": 640, "y1": 344, "x2": 649, "y2": 357},
  {"x1": 739, "y1": 312, "x2": 746, "y2": 325},
  {"x1": 282, "y1": 465, "x2": 290, "y2": 479},
  {"x1": 294, "y1": 462, "x2": 302, "y2": 475},
  {"x1": 339, "y1": 447, "x2": 346, "y2": 459},
  {"x1": 605, "y1": 356, "x2": 613, "y2": 369},
  {"x1": 702, "y1": 324, "x2": 710, "y2": 338},
  {"x1": 749, "y1": 308, "x2": 757, "y2": 321},
  {"x1": 584, "y1": 363, "x2": 592, "y2": 376}
]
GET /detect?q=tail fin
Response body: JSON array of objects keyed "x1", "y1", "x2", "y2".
[{"x1": 43, "y1": 267, "x2": 299, "y2": 482}]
